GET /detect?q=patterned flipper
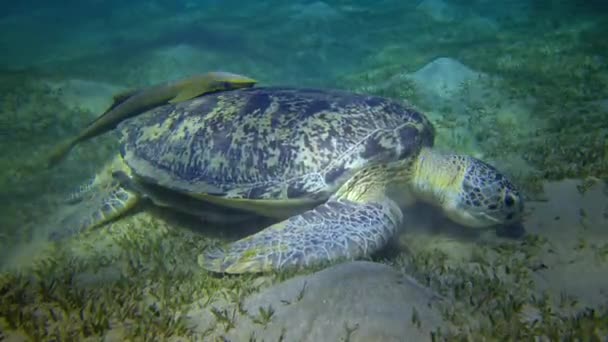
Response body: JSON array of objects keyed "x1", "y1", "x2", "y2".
[
  {"x1": 199, "y1": 198, "x2": 402, "y2": 274},
  {"x1": 48, "y1": 179, "x2": 140, "y2": 241}
]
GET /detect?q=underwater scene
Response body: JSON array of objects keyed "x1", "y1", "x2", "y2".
[{"x1": 1, "y1": 0, "x2": 607, "y2": 340}]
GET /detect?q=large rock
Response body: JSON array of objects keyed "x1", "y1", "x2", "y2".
[{"x1": 187, "y1": 261, "x2": 449, "y2": 341}]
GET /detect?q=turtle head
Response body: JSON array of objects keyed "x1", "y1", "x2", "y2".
[{"x1": 411, "y1": 147, "x2": 524, "y2": 228}]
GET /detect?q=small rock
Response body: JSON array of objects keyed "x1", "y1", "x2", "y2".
[{"x1": 416, "y1": 0, "x2": 456, "y2": 22}]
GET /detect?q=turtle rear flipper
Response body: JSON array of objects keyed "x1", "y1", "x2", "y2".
[{"x1": 48, "y1": 180, "x2": 140, "y2": 241}]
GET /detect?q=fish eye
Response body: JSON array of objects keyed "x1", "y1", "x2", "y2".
[{"x1": 504, "y1": 194, "x2": 515, "y2": 207}]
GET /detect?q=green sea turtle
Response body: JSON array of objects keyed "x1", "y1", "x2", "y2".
[
  {"x1": 45, "y1": 71, "x2": 257, "y2": 168},
  {"x1": 50, "y1": 86, "x2": 524, "y2": 274}
]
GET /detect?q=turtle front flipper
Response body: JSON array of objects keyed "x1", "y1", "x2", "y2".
[
  {"x1": 200, "y1": 195, "x2": 403, "y2": 274},
  {"x1": 64, "y1": 177, "x2": 98, "y2": 204},
  {"x1": 48, "y1": 180, "x2": 140, "y2": 241},
  {"x1": 63, "y1": 172, "x2": 112, "y2": 204}
]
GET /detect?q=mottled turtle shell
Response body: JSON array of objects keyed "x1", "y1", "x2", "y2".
[{"x1": 118, "y1": 87, "x2": 435, "y2": 201}]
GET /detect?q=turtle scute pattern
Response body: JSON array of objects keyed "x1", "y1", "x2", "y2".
[{"x1": 118, "y1": 87, "x2": 435, "y2": 200}]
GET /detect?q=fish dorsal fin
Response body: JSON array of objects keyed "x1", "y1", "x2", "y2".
[
  {"x1": 168, "y1": 86, "x2": 205, "y2": 103},
  {"x1": 83, "y1": 88, "x2": 140, "y2": 127},
  {"x1": 107, "y1": 88, "x2": 140, "y2": 111}
]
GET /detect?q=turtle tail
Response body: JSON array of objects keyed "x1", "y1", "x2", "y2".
[{"x1": 48, "y1": 179, "x2": 140, "y2": 241}]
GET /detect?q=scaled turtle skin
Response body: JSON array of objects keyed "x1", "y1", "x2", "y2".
[{"x1": 50, "y1": 87, "x2": 524, "y2": 274}]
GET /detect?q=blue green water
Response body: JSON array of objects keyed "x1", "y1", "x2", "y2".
[{"x1": 1, "y1": 1, "x2": 607, "y2": 340}]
